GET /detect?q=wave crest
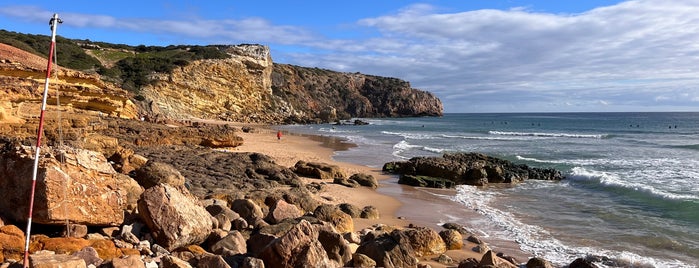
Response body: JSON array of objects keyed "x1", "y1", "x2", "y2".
[{"x1": 489, "y1": 131, "x2": 606, "y2": 139}]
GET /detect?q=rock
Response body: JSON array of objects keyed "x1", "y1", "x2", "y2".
[
  {"x1": 479, "y1": 250, "x2": 517, "y2": 268},
  {"x1": 569, "y1": 257, "x2": 599, "y2": 268},
  {"x1": 466, "y1": 235, "x2": 483, "y2": 244},
  {"x1": 196, "y1": 254, "x2": 231, "y2": 268},
  {"x1": 137, "y1": 184, "x2": 213, "y2": 251},
  {"x1": 231, "y1": 217, "x2": 249, "y2": 231},
  {"x1": 400, "y1": 227, "x2": 446, "y2": 257},
  {"x1": 343, "y1": 232, "x2": 361, "y2": 244},
  {"x1": 231, "y1": 199, "x2": 265, "y2": 224},
  {"x1": 161, "y1": 255, "x2": 193, "y2": 268},
  {"x1": 241, "y1": 257, "x2": 265, "y2": 268},
  {"x1": 319, "y1": 106, "x2": 338, "y2": 123},
  {"x1": 133, "y1": 161, "x2": 186, "y2": 189},
  {"x1": 356, "y1": 229, "x2": 418, "y2": 268},
  {"x1": 349, "y1": 173, "x2": 378, "y2": 189},
  {"x1": 113, "y1": 174, "x2": 143, "y2": 212},
  {"x1": 526, "y1": 257, "x2": 553, "y2": 268},
  {"x1": 0, "y1": 225, "x2": 25, "y2": 262},
  {"x1": 38, "y1": 237, "x2": 91, "y2": 255},
  {"x1": 313, "y1": 204, "x2": 354, "y2": 233},
  {"x1": 317, "y1": 224, "x2": 352, "y2": 266},
  {"x1": 338, "y1": 203, "x2": 362, "y2": 218},
  {"x1": 30, "y1": 252, "x2": 87, "y2": 268},
  {"x1": 213, "y1": 214, "x2": 232, "y2": 232},
  {"x1": 473, "y1": 243, "x2": 490, "y2": 254},
  {"x1": 360, "y1": 206, "x2": 379, "y2": 219},
  {"x1": 88, "y1": 239, "x2": 121, "y2": 260},
  {"x1": 333, "y1": 177, "x2": 360, "y2": 188},
  {"x1": 436, "y1": 253, "x2": 453, "y2": 264},
  {"x1": 293, "y1": 161, "x2": 346, "y2": 180},
  {"x1": 352, "y1": 253, "x2": 376, "y2": 268},
  {"x1": 439, "y1": 229, "x2": 463, "y2": 250},
  {"x1": 265, "y1": 199, "x2": 301, "y2": 224},
  {"x1": 457, "y1": 258, "x2": 479, "y2": 268},
  {"x1": 109, "y1": 254, "x2": 145, "y2": 268},
  {"x1": 385, "y1": 152, "x2": 564, "y2": 188},
  {"x1": 205, "y1": 202, "x2": 240, "y2": 222},
  {"x1": 199, "y1": 130, "x2": 244, "y2": 148},
  {"x1": 441, "y1": 222, "x2": 468, "y2": 234},
  {"x1": 0, "y1": 146, "x2": 127, "y2": 225},
  {"x1": 71, "y1": 247, "x2": 103, "y2": 267},
  {"x1": 258, "y1": 220, "x2": 333, "y2": 268},
  {"x1": 209, "y1": 231, "x2": 247, "y2": 257},
  {"x1": 99, "y1": 227, "x2": 120, "y2": 238}
]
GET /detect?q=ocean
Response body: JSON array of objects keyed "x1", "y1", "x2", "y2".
[{"x1": 282, "y1": 112, "x2": 699, "y2": 267}]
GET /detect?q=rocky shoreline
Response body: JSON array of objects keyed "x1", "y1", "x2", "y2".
[{"x1": 0, "y1": 114, "x2": 606, "y2": 268}]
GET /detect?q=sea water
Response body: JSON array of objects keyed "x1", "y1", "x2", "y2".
[{"x1": 282, "y1": 113, "x2": 699, "y2": 267}]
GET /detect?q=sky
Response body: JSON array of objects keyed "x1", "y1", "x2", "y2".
[{"x1": 2, "y1": 0, "x2": 699, "y2": 113}]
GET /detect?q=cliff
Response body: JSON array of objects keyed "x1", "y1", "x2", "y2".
[{"x1": 1, "y1": 38, "x2": 442, "y2": 124}]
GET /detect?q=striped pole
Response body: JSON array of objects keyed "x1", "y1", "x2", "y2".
[{"x1": 23, "y1": 13, "x2": 61, "y2": 268}]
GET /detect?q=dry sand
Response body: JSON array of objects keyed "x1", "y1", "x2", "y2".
[{"x1": 227, "y1": 125, "x2": 521, "y2": 267}]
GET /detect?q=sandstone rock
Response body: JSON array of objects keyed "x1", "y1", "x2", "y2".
[
  {"x1": 355, "y1": 229, "x2": 418, "y2": 268},
  {"x1": 0, "y1": 225, "x2": 25, "y2": 262},
  {"x1": 209, "y1": 231, "x2": 247, "y2": 257},
  {"x1": 62, "y1": 224, "x2": 88, "y2": 239},
  {"x1": 133, "y1": 161, "x2": 186, "y2": 189},
  {"x1": 401, "y1": 227, "x2": 446, "y2": 257},
  {"x1": 467, "y1": 234, "x2": 484, "y2": 244},
  {"x1": 0, "y1": 146, "x2": 127, "y2": 225},
  {"x1": 109, "y1": 254, "x2": 145, "y2": 268},
  {"x1": 38, "y1": 237, "x2": 91, "y2": 255},
  {"x1": 231, "y1": 199, "x2": 264, "y2": 224},
  {"x1": 360, "y1": 206, "x2": 380, "y2": 220},
  {"x1": 526, "y1": 257, "x2": 553, "y2": 268},
  {"x1": 88, "y1": 239, "x2": 121, "y2": 260},
  {"x1": 457, "y1": 258, "x2": 480, "y2": 268},
  {"x1": 343, "y1": 232, "x2": 361, "y2": 244},
  {"x1": 196, "y1": 254, "x2": 231, "y2": 268},
  {"x1": 265, "y1": 199, "x2": 301, "y2": 224},
  {"x1": 71, "y1": 246, "x2": 103, "y2": 267},
  {"x1": 350, "y1": 173, "x2": 378, "y2": 189},
  {"x1": 205, "y1": 201, "x2": 240, "y2": 222},
  {"x1": 213, "y1": 214, "x2": 232, "y2": 232},
  {"x1": 137, "y1": 184, "x2": 213, "y2": 251},
  {"x1": 317, "y1": 224, "x2": 352, "y2": 266},
  {"x1": 293, "y1": 161, "x2": 346, "y2": 180},
  {"x1": 479, "y1": 250, "x2": 517, "y2": 268},
  {"x1": 352, "y1": 253, "x2": 376, "y2": 268},
  {"x1": 258, "y1": 220, "x2": 334, "y2": 268},
  {"x1": 241, "y1": 257, "x2": 264, "y2": 268},
  {"x1": 569, "y1": 257, "x2": 599, "y2": 268},
  {"x1": 314, "y1": 204, "x2": 354, "y2": 233},
  {"x1": 436, "y1": 253, "x2": 453, "y2": 264},
  {"x1": 338, "y1": 203, "x2": 362, "y2": 218},
  {"x1": 30, "y1": 252, "x2": 87, "y2": 268},
  {"x1": 439, "y1": 229, "x2": 463, "y2": 250},
  {"x1": 161, "y1": 255, "x2": 193, "y2": 268},
  {"x1": 333, "y1": 177, "x2": 360, "y2": 188},
  {"x1": 442, "y1": 222, "x2": 468, "y2": 234}
]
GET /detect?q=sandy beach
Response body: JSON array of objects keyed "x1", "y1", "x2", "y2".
[{"x1": 228, "y1": 125, "x2": 530, "y2": 267}]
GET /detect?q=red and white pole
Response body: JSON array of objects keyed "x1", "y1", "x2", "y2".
[{"x1": 23, "y1": 13, "x2": 61, "y2": 268}]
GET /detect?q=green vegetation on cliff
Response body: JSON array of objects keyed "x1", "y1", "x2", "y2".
[{"x1": 0, "y1": 30, "x2": 229, "y2": 92}]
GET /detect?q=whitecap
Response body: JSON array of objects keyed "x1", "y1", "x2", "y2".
[{"x1": 489, "y1": 130, "x2": 606, "y2": 139}]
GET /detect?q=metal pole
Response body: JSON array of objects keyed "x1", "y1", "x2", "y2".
[{"x1": 23, "y1": 13, "x2": 61, "y2": 268}]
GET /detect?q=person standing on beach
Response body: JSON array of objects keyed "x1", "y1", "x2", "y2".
[{"x1": 277, "y1": 130, "x2": 282, "y2": 140}]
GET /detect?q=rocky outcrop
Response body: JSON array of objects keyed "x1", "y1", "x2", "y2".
[
  {"x1": 272, "y1": 64, "x2": 443, "y2": 122},
  {"x1": 384, "y1": 152, "x2": 564, "y2": 187},
  {"x1": 0, "y1": 145, "x2": 128, "y2": 225}
]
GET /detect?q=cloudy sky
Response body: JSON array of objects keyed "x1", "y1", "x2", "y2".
[{"x1": 2, "y1": 0, "x2": 699, "y2": 113}]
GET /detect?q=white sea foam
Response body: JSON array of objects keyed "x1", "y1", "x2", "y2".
[
  {"x1": 441, "y1": 134, "x2": 533, "y2": 141},
  {"x1": 489, "y1": 130, "x2": 606, "y2": 139},
  {"x1": 452, "y1": 185, "x2": 695, "y2": 267},
  {"x1": 381, "y1": 131, "x2": 440, "y2": 140},
  {"x1": 569, "y1": 167, "x2": 699, "y2": 201},
  {"x1": 318, "y1": 127, "x2": 359, "y2": 134}
]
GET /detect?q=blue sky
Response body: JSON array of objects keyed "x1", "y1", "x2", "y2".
[{"x1": 2, "y1": 0, "x2": 699, "y2": 113}]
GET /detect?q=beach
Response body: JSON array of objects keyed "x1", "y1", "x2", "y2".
[{"x1": 228, "y1": 124, "x2": 530, "y2": 266}]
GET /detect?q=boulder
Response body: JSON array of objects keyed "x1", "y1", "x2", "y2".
[
  {"x1": 355, "y1": 229, "x2": 418, "y2": 268},
  {"x1": 71, "y1": 246, "x2": 103, "y2": 267},
  {"x1": 401, "y1": 227, "x2": 447, "y2": 257},
  {"x1": 62, "y1": 224, "x2": 88, "y2": 239},
  {"x1": 197, "y1": 254, "x2": 232, "y2": 268},
  {"x1": 133, "y1": 161, "x2": 186, "y2": 189},
  {"x1": 241, "y1": 257, "x2": 265, "y2": 268},
  {"x1": 161, "y1": 255, "x2": 193, "y2": 268},
  {"x1": 317, "y1": 224, "x2": 352, "y2": 266},
  {"x1": 258, "y1": 220, "x2": 334, "y2": 268},
  {"x1": 209, "y1": 231, "x2": 247, "y2": 257},
  {"x1": 0, "y1": 146, "x2": 127, "y2": 225},
  {"x1": 30, "y1": 252, "x2": 87, "y2": 268},
  {"x1": 293, "y1": 161, "x2": 346, "y2": 180},
  {"x1": 231, "y1": 199, "x2": 265, "y2": 224},
  {"x1": 360, "y1": 206, "x2": 379, "y2": 220},
  {"x1": 314, "y1": 204, "x2": 354, "y2": 233},
  {"x1": 0, "y1": 225, "x2": 25, "y2": 262},
  {"x1": 439, "y1": 229, "x2": 463, "y2": 250},
  {"x1": 109, "y1": 254, "x2": 145, "y2": 268},
  {"x1": 333, "y1": 177, "x2": 360, "y2": 188},
  {"x1": 338, "y1": 203, "x2": 362, "y2": 218},
  {"x1": 569, "y1": 257, "x2": 599, "y2": 268},
  {"x1": 137, "y1": 184, "x2": 213, "y2": 251},
  {"x1": 265, "y1": 199, "x2": 301, "y2": 224},
  {"x1": 479, "y1": 250, "x2": 517, "y2": 268},
  {"x1": 36, "y1": 237, "x2": 91, "y2": 255},
  {"x1": 526, "y1": 257, "x2": 553, "y2": 268},
  {"x1": 349, "y1": 173, "x2": 378, "y2": 189},
  {"x1": 352, "y1": 253, "x2": 377, "y2": 268}
]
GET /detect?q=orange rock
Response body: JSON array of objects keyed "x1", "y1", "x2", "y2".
[
  {"x1": 89, "y1": 239, "x2": 121, "y2": 260},
  {"x1": 0, "y1": 225, "x2": 25, "y2": 262},
  {"x1": 40, "y1": 237, "x2": 91, "y2": 254}
]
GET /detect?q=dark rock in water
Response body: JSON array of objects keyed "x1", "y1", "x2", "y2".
[
  {"x1": 354, "y1": 119, "x2": 369, "y2": 125},
  {"x1": 385, "y1": 152, "x2": 564, "y2": 188},
  {"x1": 569, "y1": 257, "x2": 599, "y2": 268},
  {"x1": 526, "y1": 257, "x2": 553, "y2": 268}
]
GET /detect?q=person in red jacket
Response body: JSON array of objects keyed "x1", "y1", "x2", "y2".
[{"x1": 276, "y1": 130, "x2": 282, "y2": 140}]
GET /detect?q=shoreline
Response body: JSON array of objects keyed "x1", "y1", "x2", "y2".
[{"x1": 231, "y1": 124, "x2": 532, "y2": 266}]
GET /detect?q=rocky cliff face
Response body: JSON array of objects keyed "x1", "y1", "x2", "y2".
[{"x1": 139, "y1": 44, "x2": 443, "y2": 123}]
